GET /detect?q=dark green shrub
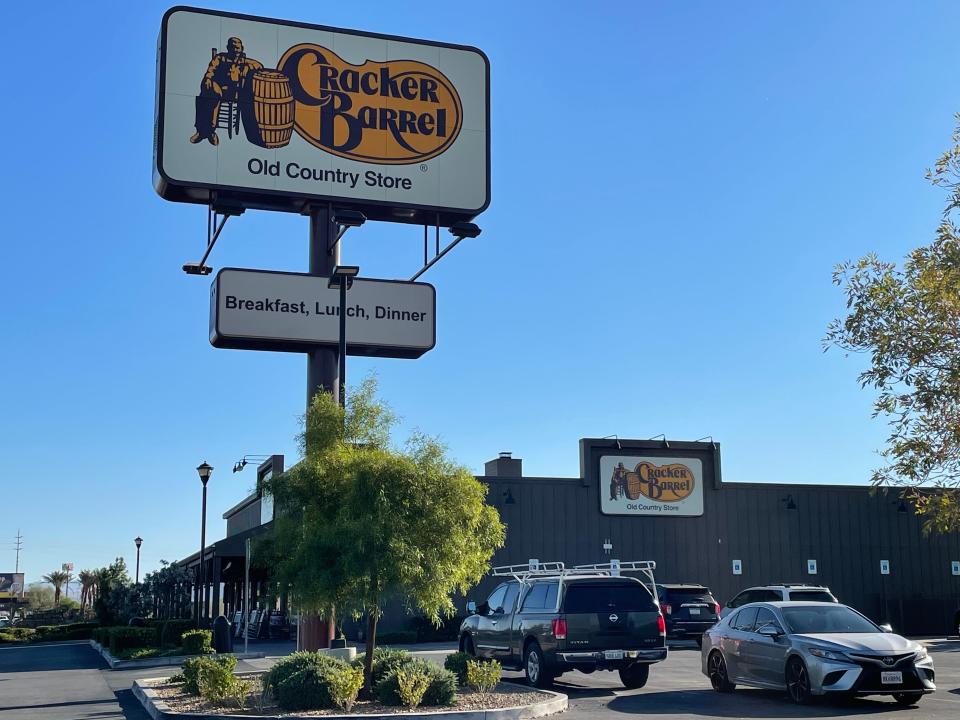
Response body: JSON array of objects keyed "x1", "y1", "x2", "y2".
[
  {"x1": 182, "y1": 654, "x2": 237, "y2": 695},
  {"x1": 375, "y1": 658, "x2": 457, "y2": 706},
  {"x1": 276, "y1": 664, "x2": 335, "y2": 710},
  {"x1": 422, "y1": 667, "x2": 457, "y2": 706},
  {"x1": 160, "y1": 619, "x2": 194, "y2": 647},
  {"x1": 108, "y1": 627, "x2": 156, "y2": 654},
  {"x1": 376, "y1": 630, "x2": 417, "y2": 645},
  {"x1": 264, "y1": 651, "x2": 347, "y2": 699},
  {"x1": 181, "y1": 629, "x2": 212, "y2": 655},
  {"x1": 35, "y1": 622, "x2": 99, "y2": 641},
  {"x1": 352, "y1": 646, "x2": 413, "y2": 686},
  {"x1": 444, "y1": 651, "x2": 472, "y2": 685}
]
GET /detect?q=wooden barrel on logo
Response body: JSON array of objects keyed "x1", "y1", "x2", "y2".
[
  {"x1": 241, "y1": 70, "x2": 295, "y2": 148},
  {"x1": 625, "y1": 471, "x2": 642, "y2": 500}
]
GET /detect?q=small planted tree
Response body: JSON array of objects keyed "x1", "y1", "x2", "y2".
[{"x1": 259, "y1": 377, "x2": 505, "y2": 694}]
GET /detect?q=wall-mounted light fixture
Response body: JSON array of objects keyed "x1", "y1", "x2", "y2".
[{"x1": 781, "y1": 494, "x2": 797, "y2": 511}]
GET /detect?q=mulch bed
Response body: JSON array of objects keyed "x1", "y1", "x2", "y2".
[{"x1": 151, "y1": 676, "x2": 553, "y2": 716}]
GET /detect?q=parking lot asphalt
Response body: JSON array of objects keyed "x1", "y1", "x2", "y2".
[{"x1": 0, "y1": 638, "x2": 958, "y2": 720}]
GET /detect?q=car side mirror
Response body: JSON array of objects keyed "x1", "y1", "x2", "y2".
[
  {"x1": 494, "y1": 606, "x2": 505, "y2": 615},
  {"x1": 879, "y1": 623, "x2": 893, "y2": 633},
  {"x1": 757, "y1": 625, "x2": 781, "y2": 637},
  {"x1": 466, "y1": 601, "x2": 477, "y2": 615}
]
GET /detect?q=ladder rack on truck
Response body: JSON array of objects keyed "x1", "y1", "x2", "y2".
[{"x1": 491, "y1": 559, "x2": 658, "y2": 592}]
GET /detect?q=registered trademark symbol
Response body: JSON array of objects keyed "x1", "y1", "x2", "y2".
[{"x1": 419, "y1": 164, "x2": 428, "y2": 172}]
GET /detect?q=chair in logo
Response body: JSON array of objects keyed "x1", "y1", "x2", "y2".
[{"x1": 212, "y1": 48, "x2": 241, "y2": 140}]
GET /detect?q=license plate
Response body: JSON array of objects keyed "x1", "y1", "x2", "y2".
[
  {"x1": 881, "y1": 671, "x2": 902, "y2": 685},
  {"x1": 689, "y1": 608, "x2": 701, "y2": 615},
  {"x1": 604, "y1": 650, "x2": 624, "y2": 660}
]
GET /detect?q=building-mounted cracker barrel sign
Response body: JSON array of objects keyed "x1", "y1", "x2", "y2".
[
  {"x1": 599, "y1": 456, "x2": 705, "y2": 517},
  {"x1": 154, "y1": 6, "x2": 489, "y2": 225}
]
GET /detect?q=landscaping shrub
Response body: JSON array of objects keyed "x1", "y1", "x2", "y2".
[
  {"x1": 395, "y1": 666, "x2": 431, "y2": 708},
  {"x1": 228, "y1": 677, "x2": 254, "y2": 709},
  {"x1": 160, "y1": 619, "x2": 194, "y2": 648},
  {"x1": 444, "y1": 651, "x2": 472, "y2": 685},
  {"x1": 352, "y1": 646, "x2": 413, "y2": 686},
  {"x1": 375, "y1": 658, "x2": 457, "y2": 707},
  {"x1": 264, "y1": 651, "x2": 347, "y2": 700},
  {"x1": 181, "y1": 629, "x2": 213, "y2": 655},
  {"x1": 0, "y1": 627, "x2": 35, "y2": 643},
  {"x1": 93, "y1": 626, "x2": 122, "y2": 646},
  {"x1": 276, "y1": 664, "x2": 335, "y2": 710},
  {"x1": 108, "y1": 627, "x2": 157, "y2": 655},
  {"x1": 466, "y1": 659, "x2": 501, "y2": 694},
  {"x1": 116, "y1": 647, "x2": 160, "y2": 660},
  {"x1": 327, "y1": 665, "x2": 364, "y2": 712},
  {"x1": 421, "y1": 667, "x2": 457, "y2": 706},
  {"x1": 182, "y1": 654, "x2": 237, "y2": 695},
  {"x1": 35, "y1": 622, "x2": 99, "y2": 642}
]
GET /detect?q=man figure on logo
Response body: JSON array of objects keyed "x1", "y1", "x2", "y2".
[
  {"x1": 190, "y1": 37, "x2": 263, "y2": 146},
  {"x1": 610, "y1": 462, "x2": 627, "y2": 501}
]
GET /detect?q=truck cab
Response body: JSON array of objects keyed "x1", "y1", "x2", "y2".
[{"x1": 460, "y1": 560, "x2": 667, "y2": 688}]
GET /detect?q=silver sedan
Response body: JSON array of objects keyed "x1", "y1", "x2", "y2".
[{"x1": 701, "y1": 601, "x2": 935, "y2": 705}]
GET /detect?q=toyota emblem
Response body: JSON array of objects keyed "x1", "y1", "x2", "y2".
[
  {"x1": 883, "y1": 657, "x2": 895, "y2": 666},
  {"x1": 609, "y1": 613, "x2": 619, "y2": 623}
]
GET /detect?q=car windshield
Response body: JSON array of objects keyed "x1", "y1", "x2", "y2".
[
  {"x1": 564, "y1": 582, "x2": 657, "y2": 613},
  {"x1": 789, "y1": 590, "x2": 835, "y2": 603},
  {"x1": 669, "y1": 588, "x2": 711, "y2": 597},
  {"x1": 781, "y1": 605, "x2": 879, "y2": 634}
]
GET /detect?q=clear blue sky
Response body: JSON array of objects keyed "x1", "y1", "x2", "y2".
[{"x1": 1, "y1": 1, "x2": 956, "y2": 585}]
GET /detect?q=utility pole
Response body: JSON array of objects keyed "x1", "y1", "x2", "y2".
[{"x1": 14, "y1": 530, "x2": 23, "y2": 573}]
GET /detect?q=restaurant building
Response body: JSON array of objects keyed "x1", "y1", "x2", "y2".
[{"x1": 181, "y1": 440, "x2": 960, "y2": 637}]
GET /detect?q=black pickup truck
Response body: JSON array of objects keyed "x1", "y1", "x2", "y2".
[{"x1": 459, "y1": 562, "x2": 667, "y2": 688}]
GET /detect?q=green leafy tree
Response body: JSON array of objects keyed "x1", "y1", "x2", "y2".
[
  {"x1": 258, "y1": 377, "x2": 505, "y2": 693},
  {"x1": 93, "y1": 557, "x2": 134, "y2": 624},
  {"x1": 42, "y1": 570, "x2": 69, "y2": 606},
  {"x1": 827, "y1": 115, "x2": 960, "y2": 531}
]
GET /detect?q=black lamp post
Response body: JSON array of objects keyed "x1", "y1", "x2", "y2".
[
  {"x1": 196, "y1": 461, "x2": 213, "y2": 626},
  {"x1": 134, "y1": 536, "x2": 143, "y2": 584},
  {"x1": 328, "y1": 266, "x2": 360, "y2": 407}
]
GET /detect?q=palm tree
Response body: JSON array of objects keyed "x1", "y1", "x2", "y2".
[
  {"x1": 78, "y1": 570, "x2": 96, "y2": 615},
  {"x1": 42, "y1": 570, "x2": 69, "y2": 607}
]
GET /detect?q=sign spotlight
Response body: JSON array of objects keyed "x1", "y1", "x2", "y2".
[{"x1": 449, "y1": 221, "x2": 481, "y2": 239}]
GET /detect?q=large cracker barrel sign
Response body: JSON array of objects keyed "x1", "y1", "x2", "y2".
[
  {"x1": 599, "y1": 455, "x2": 704, "y2": 516},
  {"x1": 154, "y1": 6, "x2": 489, "y2": 225}
]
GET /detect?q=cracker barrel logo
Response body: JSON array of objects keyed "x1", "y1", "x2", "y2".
[
  {"x1": 187, "y1": 36, "x2": 462, "y2": 164},
  {"x1": 609, "y1": 461, "x2": 695, "y2": 503}
]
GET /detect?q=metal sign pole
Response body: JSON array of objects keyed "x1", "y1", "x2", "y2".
[
  {"x1": 245, "y1": 538, "x2": 251, "y2": 656},
  {"x1": 304, "y1": 206, "x2": 339, "y2": 650},
  {"x1": 307, "y1": 206, "x2": 340, "y2": 407}
]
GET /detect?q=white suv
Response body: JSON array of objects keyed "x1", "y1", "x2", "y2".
[{"x1": 720, "y1": 584, "x2": 837, "y2": 618}]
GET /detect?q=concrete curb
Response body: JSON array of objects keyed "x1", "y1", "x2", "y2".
[
  {"x1": 90, "y1": 640, "x2": 265, "y2": 670},
  {"x1": 132, "y1": 678, "x2": 567, "y2": 720}
]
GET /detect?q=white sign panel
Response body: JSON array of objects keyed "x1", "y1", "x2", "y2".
[
  {"x1": 600, "y1": 455, "x2": 704, "y2": 516},
  {"x1": 155, "y1": 7, "x2": 489, "y2": 224},
  {"x1": 951, "y1": 560, "x2": 959, "y2": 576},
  {"x1": 880, "y1": 559, "x2": 890, "y2": 575},
  {"x1": 211, "y1": 269, "x2": 435, "y2": 357},
  {"x1": 807, "y1": 559, "x2": 817, "y2": 575},
  {"x1": 732, "y1": 560, "x2": 742, "y2": 575}
]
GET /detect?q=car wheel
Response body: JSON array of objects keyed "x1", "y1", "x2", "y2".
[
  {"x1": 708, "y1": 651, "x2": 735, "y2": 693},
  {"x1": 461, "y1": 634, "x2": 475, "y2": 657},
  {"x1": 619, "y1": 662, "x2": 650, "y2": 689},
  {"x1": 894, "y1": 693, "x2": 923, "y2": 706},
  {"x1": 524, "y1": 642, "x2": 552, "y2": 688},
  {"x1": 786, "y1": 657, "x2": 812, "y2": 705}
]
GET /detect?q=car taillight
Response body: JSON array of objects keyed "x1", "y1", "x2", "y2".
[
  {"x1": 551, "y1": 617, "x2": 567, "y2": 640},
  {"x1": 657, "y1": 613, "x2": 666, "y2": 636},
  {"x1": 714, "y1": 602, "x2": 721, "y2": 615},
  {"x1": 663, "y1": 603, "x2": 672, "y2": 615}
]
